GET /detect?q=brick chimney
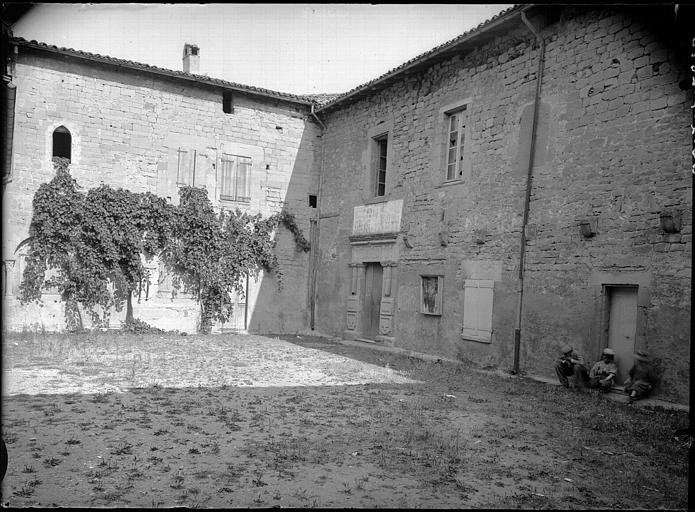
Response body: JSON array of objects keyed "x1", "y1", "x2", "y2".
[{"x1": 182, "y1": 43, "x2": 200, "y2": 74}]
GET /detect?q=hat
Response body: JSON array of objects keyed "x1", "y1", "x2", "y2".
[
  {"x1": 560, "y1": 344, "x2": 573, "y2": 355},
  {"x1": 634, "y1": 350, "x2": 649, "y2": 362},
  {"x1": 602, "y1": 348, "x2": 615, "y2": 357}
]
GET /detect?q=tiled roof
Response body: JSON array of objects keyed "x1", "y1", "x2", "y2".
[
  {"x1": 315, "y1": 5, "x2": 525, "y2": 112},
  {"x1": 11, "y1": 37, "x2": 317, "y2": 106},
  {"x1": 302, "y1": 93, "x2": 343, "y2": 106},
  {"x1": 11, "y1": 5, "x2": 527, "y2": 113}
]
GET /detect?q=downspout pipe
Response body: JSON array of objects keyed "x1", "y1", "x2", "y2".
[
  {"x1": 1, "y1": 80, "x2": 16, "y2": 189},
  {"x1": 309, "y1": 103, "x2": 326, "y2": 331},
  {"x1": 513, "y1": 11, "x2": 546, "y2": 374}
]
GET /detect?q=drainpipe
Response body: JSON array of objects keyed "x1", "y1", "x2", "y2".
[
  {"x1": 309, "y1": 103, "x2": 326, "y2": 331},
  {"x1": 513, "y1": 11, "x2": 546, "y2": 374},
  {"x1": 1, "y1": 79, "x2": 16, "y2": 191}
]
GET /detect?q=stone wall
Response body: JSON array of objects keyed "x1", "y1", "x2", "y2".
[
  {"x1": 3, "y1": 49, "x2": 321, "y2": 334},
  {"x1": 316, "y1": 6, "x2": 691, "y2": 403}
]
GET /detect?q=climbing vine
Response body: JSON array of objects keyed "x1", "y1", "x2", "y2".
[
  {"x1": 161, "y1": 186, "x2": 310, "y2": 334},
  {"x1": 270, "y1": 210, "x2": 311, "y2": 253},
  {"x1": 19, "y1": 158, "x2": 174, "y2": 329},
  {"x1": 19, "y1": 164, "x2": 310, "y2": 334}
]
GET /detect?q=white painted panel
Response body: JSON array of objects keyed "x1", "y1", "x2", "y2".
[
  {"x1": 462, "y1": 280, "x2": 494, "y2": 342},
  {"x1": 352, "y1": 199, "x2": 403, "y2": 235}
]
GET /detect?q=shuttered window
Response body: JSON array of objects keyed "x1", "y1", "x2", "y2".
[
  {"x1": 461, "y1": 279, "x2": 494, "y2": 343},
  {"x1": 220, "y1": 155, "x2": 251, "y2": 202},
  {"x1": 176, "y1": 148, "x2": 196, "y2": 186}
]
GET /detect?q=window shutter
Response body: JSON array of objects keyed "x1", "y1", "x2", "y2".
[
  {"x1": 461, "y1": 279, "x2": 494, "y2": 342},
  {"x1": 194, "y1": 151, "x2": 208, "y2": 190},
  {"x1": 176, "y1": 148, "x2": 189, "y2": 185},
  {"x1": 238, "y1": 157, "x2": 251, "y2": 201},
  {"x1": 219, "y1": 157, "x2": 235, "y2": 199},
  {"x1": 157, "y1": 147, "x2": 180, "y2": 199}
]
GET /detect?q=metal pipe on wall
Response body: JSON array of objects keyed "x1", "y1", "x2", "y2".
[
  {"x1": 309, "y1": 103, "x2": 326, "y2": 331},
  {"x1": 513, "y1": 10, "x2": 546, "y2": 374}
]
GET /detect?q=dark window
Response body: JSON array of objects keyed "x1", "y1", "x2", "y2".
[
  {"x1": 309, "y1": 194, "x2": 317, "y2": 208},
  {"x1": 223, "y1": 91, "x2": 233, "y2": 114},
  {"x1": 375, "y1": 136, "x2": 388, "y2": 197},
  {"x1": 52, "y1": 126, "x2": 71, "y2": 161},
  {"x1": 420, "y1": 275, "x2": 443, "y2": 315}
]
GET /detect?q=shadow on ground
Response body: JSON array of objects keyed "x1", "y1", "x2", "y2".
[{"x1": 1, "y1": 332, "x2": 690, "y2": 509}]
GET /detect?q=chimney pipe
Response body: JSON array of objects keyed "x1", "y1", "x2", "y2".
[{"x1": 182, "y1": 43, "x2": 199, "y2": 74}]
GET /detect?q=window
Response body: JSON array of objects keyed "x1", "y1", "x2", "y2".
[
  {"x1": 223, "y1": 91, "x2": 233, "y2": 114},
  {"x1": 461, "y1": 279, "x2": 494, "y2": 343},
  {"x1": 420, "y1": 275, "x2": 443, "y2": 316},
  {"x1": 309, "y1": 194, "x2": 317, "y2": 208},
  {"x1": 52, "y1": 126, "x2": 71, "y2": 161},
  {"x1": 176, "y1": 148, "x2": 196, "y2": 186},
  {"x1": 374, "y1": 135, "x2": 388, "y2": 196},
  {"x1": 445, "y1": 106, "x2": 468, "y2": 181},
  {"x1": 220, "y1": 155, "x2": 251, "y2": 202}
]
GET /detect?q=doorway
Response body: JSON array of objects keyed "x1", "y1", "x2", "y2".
[
  {"x1": 606, "y1": 285, "x2": 638, "y2": 383},
  {"x1": 362, "y1": 262, "x2": 383, "y2": 339}
]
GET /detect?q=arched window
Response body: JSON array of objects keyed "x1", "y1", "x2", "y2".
[{"x1": 52, "y1": 126, "x2": 71, "y2": 161}]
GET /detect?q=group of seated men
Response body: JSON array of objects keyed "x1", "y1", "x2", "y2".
[{"x1": 555, "y1": 345, "x2": 656, "y2": 404}]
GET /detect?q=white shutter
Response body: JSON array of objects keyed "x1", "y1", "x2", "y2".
[
  {"x1": 177, "y1": 148, "x2": 197, "y2": 186},
  {"x1": 461, "y1": 279, "x2": 494, "y2": 342},
  {"x1": 193, "y1": 151, "x2": 208, "y2": 190}
]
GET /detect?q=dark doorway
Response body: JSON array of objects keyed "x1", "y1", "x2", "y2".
[{"x1": 362, "y1": 262, "x2": 383, "y2": 338}]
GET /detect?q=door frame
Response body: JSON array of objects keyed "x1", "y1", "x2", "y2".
[
  {"x1": 601, "y1": 284, "x2": 639, "y2": 383},
  {"x1": 594, "y1": 271, "x2": 650, "y2": 363}
]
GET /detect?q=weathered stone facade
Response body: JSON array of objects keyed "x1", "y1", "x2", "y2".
[
  {"x1": 314, "y1": 6, "x2": 692, "y2": 403},
  {"x1": 2, "y1": 5, "x2": 691, "y2": 405},
  {"x1": 2, "y1": 43, "x2": 321, "y2": 333}
]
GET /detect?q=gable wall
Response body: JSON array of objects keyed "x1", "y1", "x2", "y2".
[
  {"x1": 3, "y1": 51, "x2": 321, "y2": 333},
  {"x1": 316, "y1": 6, "x2": 691, "y2": 403}
]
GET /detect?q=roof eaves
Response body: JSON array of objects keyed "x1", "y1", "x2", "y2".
[
  {"x1": 11, "y1": 37, "x2": 317, "y2": 106},
  {"x1": 316, "y1": 4, "x2": 527, "y2": 113}
]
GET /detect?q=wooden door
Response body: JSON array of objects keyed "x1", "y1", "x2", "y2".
[
  {"x1": 607, "y1": 286, "x2": 638, "y2": 383},
  {"x1": 362, "y1": 263, "x2": 383, "y2": 338}
]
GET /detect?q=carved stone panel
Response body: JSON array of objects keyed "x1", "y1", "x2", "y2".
[
  {"x1": 346, "y1": 295, "x2": 360, "y2": 331},
  {"x1": 379, "y1": 297, "x2": 395, "y2": 335}
]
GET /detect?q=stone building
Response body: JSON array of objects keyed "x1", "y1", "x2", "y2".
[
  {"x1": 2, "y1": 38, "x2": 322, "y2": 333},
  {"x1": 311, "y1": 5, "x2": 692, "y2": 404},
  {"x1": 2, "y1": 5, "x2": 692, "y2": 404}
]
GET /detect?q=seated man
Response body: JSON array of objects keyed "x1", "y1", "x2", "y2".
[
  {"x1": 624, "y1": 351, "x2": 657, "y2": 404},
  {"x1": 555, "y1": 344, "x2": 589, "y2": 389},
  {"x1": 588, "y1": 348, "x2": 618, "y2": 393}
]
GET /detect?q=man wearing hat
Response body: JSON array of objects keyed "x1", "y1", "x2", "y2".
[
  {"x1": 555, "y1": 344, "x2": 589, "y2": 389},
  {"x1": 623, "y1": 351, "x2": 657, "y2": 403},
  {"x1": 588, "y1": 348, "x2": 618, "y2": 393}
]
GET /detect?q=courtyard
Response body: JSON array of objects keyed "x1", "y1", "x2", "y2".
[{"x1": 0, "y1": 332, "x2": 690, "y2": 508}]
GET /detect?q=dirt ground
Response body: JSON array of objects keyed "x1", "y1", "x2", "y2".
[{"x1": 1, "y1": 332, "x2": 690, "y2": 509}]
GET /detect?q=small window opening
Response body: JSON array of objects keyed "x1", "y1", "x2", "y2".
[
  {"x1": 223, "y1": 91, "x2": 233, "y2": 114},
  {"x1": 52, "y1": 126, "x2": 72, "y2": 161},
  {"x1": 374, "y1": 135, "x2": 388, "y2": 197},
  {"x1": 445, "y1": 106, "x2": 467, "y2": 181},
  {"x1": 309, "y1": 194, "x2": 317, "y2": 208}
]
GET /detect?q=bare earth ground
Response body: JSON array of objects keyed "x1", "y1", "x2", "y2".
[{"x1": 0, "y1": 332, "x2": 690, "y2": 509}]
